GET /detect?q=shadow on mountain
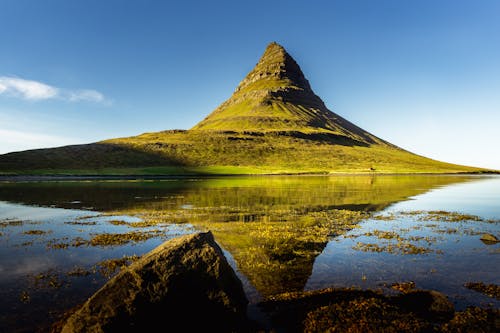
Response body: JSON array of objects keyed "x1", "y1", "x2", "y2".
[
  {"x1": 272, "y1": 131, "x2": 370, "y2": 147},
  {"x1": 0, "y1": 142, "x2": 187, "y2": 171}
]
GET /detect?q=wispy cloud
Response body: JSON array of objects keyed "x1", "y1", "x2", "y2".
[
  {"x1": 0, "y1": 76, "x2": 107, "y2": 103},
  {"x1": 0, "y1": 77, "x2": 58, "y2": 100},
  {"x1": 65, "y1": 89, "x2": 105, "y2": 102}
]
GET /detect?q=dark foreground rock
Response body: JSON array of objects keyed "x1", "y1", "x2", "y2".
[{"x1": 61, "y1": 232, "x2": 248, "y2": 332}]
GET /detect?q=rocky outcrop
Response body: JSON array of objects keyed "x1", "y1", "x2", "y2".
[{"x1": 61, "y1": 232, "x2": 248, "y2": 333}]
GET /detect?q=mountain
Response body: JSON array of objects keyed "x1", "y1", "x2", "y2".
[
  {"x1": 0, "y1": 42, "x2": 488, "y2": 175},
  {"x1": 193, "y1": 42, "x2": 382, "y2": 144}
]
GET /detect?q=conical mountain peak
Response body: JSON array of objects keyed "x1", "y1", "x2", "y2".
[
  {"x1": 192, "y1": 43, "x2": 383, "y2": 145},
  {"x1": 234, "y1": 42, "x2": 312, "y2": 93}
]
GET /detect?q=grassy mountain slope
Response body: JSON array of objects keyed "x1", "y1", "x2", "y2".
[
  {"x1": 0, "y1": 43, "x2": 489, "y2": 175},
  {"x1": 105, "y1": 130, "x2": 484, "y2": 174},
  {"x1": 0, "y1": 129, "x2": 483, "y2": 175}
]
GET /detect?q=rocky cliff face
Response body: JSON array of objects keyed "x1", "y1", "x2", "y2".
[
  {"x1": 192, "y1": 42, "x2": 385, "y2": 145},
  {"x1": 234, "y1": 42, "x2": 312, "y2": 93}
]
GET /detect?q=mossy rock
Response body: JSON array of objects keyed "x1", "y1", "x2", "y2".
[{"x1": 480, "y1": 233, "x2": 499, "y2": 244}]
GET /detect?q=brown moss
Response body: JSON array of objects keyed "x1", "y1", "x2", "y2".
[
  {"x1": 425, "y1": 211, "x2": 482, "y2": 222},
  {"x1": 107, "y1": 220, "x2": 128, "y2": 226},
  {"x1": 372, "y1": 213, "x2": 397, "y2": 221},
  {"x1": 95, "y1": 255, "x2": 140, "y2": 278},
  {"x1": 19, "y1": 291, "x2": 30, "y2": 304},
  {"x1": 391, "y1": 281, "x2": 416, "y2": 293},
  {"x1": 464, "y1": 282, "x2": 500, "y2": 299},
  {"x1": 47, "y1": 237, "x2": 88, "y2": 249},
  {"x1": 47, "y1": 230, "x2": 165, "y2": 249},
  {"x1": 48, "y1": 241, "x2": 69, "y2": 249},
  {"x1": 89, "y1": 230, "x2": 163, "y2": 247},
  {"x1": 353, "y1": 241, "x2": 435, "y2": 255},
  {"x1": 17, "y1": 241, "x2": 34, "y2": 247},
  {"x1": 23, "y1": 229, "x2": 52, "y2": 235},
  {"x1": 64, "y1": 220, "x2": 97, "y2": 226},
  {"x1": 441, "y1": 307, "x2": 500, "y2": 332},
  {"x1": 364, "y1": 230, "x2": 401, "y2": 240},
  {"x1": 0, "y1": 219, "x2": 23, "y2": 227},
  {"x1": 67, "y1": 266, "x2": 93, "y2": 277},
  {"x1": 260, "y1": 287, "x2": 498, "y2": 332},
  {"x1": 106, "y1": 219, "x2": 164, "y2": 228},
  {"x1": 30, "y1": 270, "x2": 64, "y2": 289},
  {"x1": 304, "y1": 297, "x2": 429, "y2": 333}
]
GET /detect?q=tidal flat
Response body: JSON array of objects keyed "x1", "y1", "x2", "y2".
[{"x1": 0, "y1": 175, "x2": 498, "y2": 332}]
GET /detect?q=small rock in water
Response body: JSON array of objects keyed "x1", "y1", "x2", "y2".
[{"x1": 480, "y1": 233, "x2": 499, "y2": 244}]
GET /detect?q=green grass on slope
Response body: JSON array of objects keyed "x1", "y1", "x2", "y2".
[
  {"x1": 0, "y1": 130, "x2": 488, "y2": 176},
  {"x1": 104, "y1": 131, "x2": 483, "y2": 174},
  {"x1": 109, "y1": 131, "x2": 482, "y2": 171}
]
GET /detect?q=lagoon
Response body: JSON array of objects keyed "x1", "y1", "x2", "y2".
[{"x1": 0, "y1": 175, "x2": 498, "y2": 332}]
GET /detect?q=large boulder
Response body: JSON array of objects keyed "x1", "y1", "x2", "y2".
[{"x1": 61, "y1": 232, "x2": 248, "y2": 332}]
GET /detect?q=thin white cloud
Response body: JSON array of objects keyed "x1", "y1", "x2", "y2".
[
  {"x1": 0, "y1": 76, "x2": 107, "y2": 103},
  {"x1": 65, "y1": 89, "x2": 105, "y2": 102}
]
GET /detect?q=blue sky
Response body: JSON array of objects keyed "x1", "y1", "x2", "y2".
[{"x1": 1, "y1": 0, "x2": 499, "y2": 169}]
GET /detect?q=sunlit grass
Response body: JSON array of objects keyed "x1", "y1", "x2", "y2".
[{"x1": 0, "y1": 130, "x2": 490, "y2": 175}]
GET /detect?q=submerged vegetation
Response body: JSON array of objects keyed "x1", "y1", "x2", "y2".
[
  {"x1": 95, "y1": 255, "x2": 141, "y2": 278},
  {"x1": 89, "y1": 230, "x2": 164, "y2": 247},
  {"x1": 390, "y1": 281, "x2": 417, "y2": 293},
  {"x1": 23, "y1": 229, "x2": 52, "y2": 235},
  {"x1": 0, "y1": 219, "x2": 24, "y2": 227},
  {"x1": 464, "y1": 282, "x2": 500, "y2": 300},
  {"x1": 45, "y1": 229, "x2": 168, "y2": 249},
  {"x1": 352, "y1": 241, "x2": 437, "y2": 255}
]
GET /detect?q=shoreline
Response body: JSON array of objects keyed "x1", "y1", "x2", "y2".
[{"x1": 0, "y1": 171, "x2": 498, "y2": 182}]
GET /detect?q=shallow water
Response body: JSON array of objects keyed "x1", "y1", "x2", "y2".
[{"x1": 0, "y1": 175, "x2": 498, "y2": 332}]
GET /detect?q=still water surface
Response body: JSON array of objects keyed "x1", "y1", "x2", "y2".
[{"x1": 0, "y1": 175, "x2": 498, "y2": 332}]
